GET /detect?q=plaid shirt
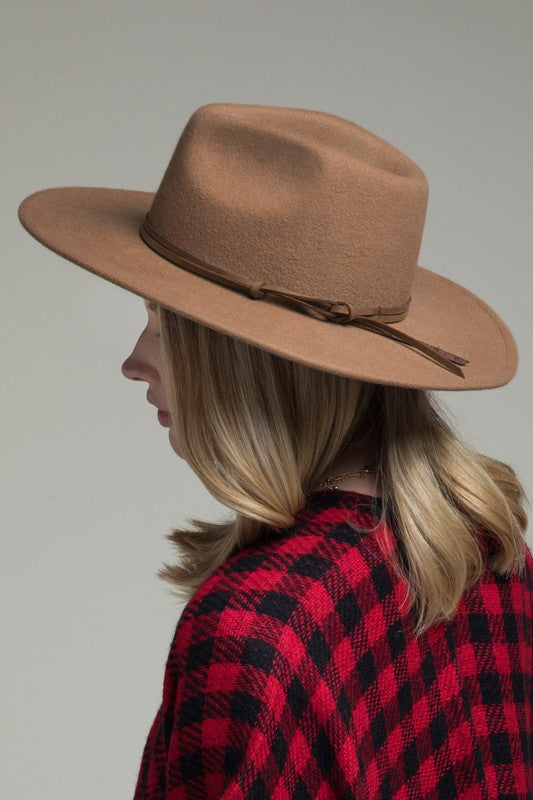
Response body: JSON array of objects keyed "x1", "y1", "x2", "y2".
[{"x1": 133, "y1": 489, "x2": 533, "y2": 799}]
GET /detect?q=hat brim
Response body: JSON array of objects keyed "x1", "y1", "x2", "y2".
[{"x1": 18, "y1": 186, "x2": 518, "y2": 391}]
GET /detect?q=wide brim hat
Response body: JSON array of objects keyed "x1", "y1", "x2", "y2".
[{"x1": 18, "y1": 102, "x2": 518, "y2": 391}]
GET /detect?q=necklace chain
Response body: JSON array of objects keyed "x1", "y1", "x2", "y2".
[{"x1": 312, "y1": 463, "x2": 377, "y2": 491}]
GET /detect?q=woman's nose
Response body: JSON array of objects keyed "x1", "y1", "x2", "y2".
[
  {"x1": 121, "y1": 350, "x2": 158, "y2": 383},
  {"x1": 121, "y1": 353, "x2": 143, "y2": 381}
]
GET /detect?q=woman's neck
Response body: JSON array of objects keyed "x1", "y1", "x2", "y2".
[{"x1": 313, "y1": 440, "x2": 381, "y2": 497}]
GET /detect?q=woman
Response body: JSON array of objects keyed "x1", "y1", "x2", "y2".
[{"x1": 18, "y1": 102, "x2": 531, "y2": 799}]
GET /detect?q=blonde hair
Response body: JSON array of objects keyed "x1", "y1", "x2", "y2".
[{"x1": 157, "y1": 306, "x2": 529, "y2": 638}]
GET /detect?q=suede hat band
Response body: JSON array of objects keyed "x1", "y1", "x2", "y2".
[{"x1": 139, "y1": 213, "x2": 469, "y2": 377}]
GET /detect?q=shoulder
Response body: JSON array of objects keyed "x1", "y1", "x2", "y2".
[
  {"x1": 158, "y1": 507, "x2": 408, "y2": 791},
  {"x1": 169, "y1": 503, "x2": 403, "y2": 668}
]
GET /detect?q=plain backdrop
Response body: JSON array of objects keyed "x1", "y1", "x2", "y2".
[{"x1": 2, "y1": 1, "x2": 532, "y2": 798}]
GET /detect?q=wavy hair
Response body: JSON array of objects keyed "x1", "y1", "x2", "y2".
[{"x1": 156, "y1": 306, "x2": 529, "y2": 638}]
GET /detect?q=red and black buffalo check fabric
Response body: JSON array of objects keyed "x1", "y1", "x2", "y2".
[{"x1": 132, "y1": 489, "x2": 533, "y2": 799}]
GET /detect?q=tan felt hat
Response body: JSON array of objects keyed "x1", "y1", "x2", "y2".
[{"x1": 18, "y1": 102, "x2": 518, "y2": 390}]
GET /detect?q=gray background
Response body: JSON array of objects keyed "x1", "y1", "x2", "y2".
[{"x1": 3, "y1": 1, "x2": 532, "y2": 797}]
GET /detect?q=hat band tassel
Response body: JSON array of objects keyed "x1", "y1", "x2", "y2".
[{"x1": 139, "y1": 215, "x2": 469, "y2": 378}]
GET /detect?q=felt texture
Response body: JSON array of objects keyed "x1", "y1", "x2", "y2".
[{"x1": 17, "y1": 102, "x2": 518, "y2": 390}]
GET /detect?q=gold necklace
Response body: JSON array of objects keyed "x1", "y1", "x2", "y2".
[{"x1": 312, "y1": 463, "x2": 377, "y2": 491}]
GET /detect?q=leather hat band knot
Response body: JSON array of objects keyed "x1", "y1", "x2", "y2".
[{"x1": 249, "y1": 281, "x2": 267, "y2": 300}]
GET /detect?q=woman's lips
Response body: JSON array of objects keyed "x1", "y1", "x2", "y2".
[{"x1": 157, "y1": 410, "x2": 171, "y2": 427}]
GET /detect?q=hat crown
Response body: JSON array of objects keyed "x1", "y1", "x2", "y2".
[{"x1": 147, "y1": 103, "x2": 429, "y2": 311}]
